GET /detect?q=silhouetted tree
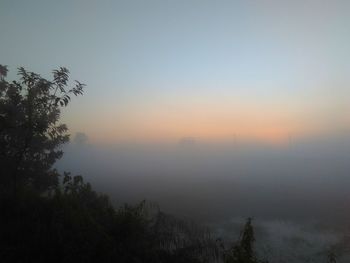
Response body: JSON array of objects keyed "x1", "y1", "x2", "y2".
[
  {"x1": 327, "y1": 250, "x2": 337, "y2": 263},
  {"x1": 73, "y1": 132, "x2": 88, "y2": 145},
  {"x1": 0, "y1": 65, "x2": 84, "y2": 195},
  {"x1": 223, "y1": 218, "x2": 268, "y2": 263},
  {"x1": 0, "y1": 65, "x2": 7, "y2": 80}
]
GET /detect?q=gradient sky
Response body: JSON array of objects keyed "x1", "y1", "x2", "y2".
[{"x1": 1, "y1": 0, "x2": 349, "y2": 143}]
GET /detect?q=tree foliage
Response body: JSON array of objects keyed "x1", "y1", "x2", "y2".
[{"x1": 0, "y1": 65, "x2": 85, "y2": 195}]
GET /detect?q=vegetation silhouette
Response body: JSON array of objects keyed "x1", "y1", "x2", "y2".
[
  {"x1": 0, "y1": 65, "x2": 222, "y2": 263},
  {"x1": 0, "y1": 65, "x2": 84, "y2": 196},
  {"x1": 221, "y1": 218, "x2": 268, "y2": 263},
  {"x1": 0, "y1": 65, "x2": 337, "y2": 262}
]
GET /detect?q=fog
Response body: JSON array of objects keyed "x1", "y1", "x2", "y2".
[
  {"x1": 56, "y1": 135, "x2": 350, "y2": 262},
  {"x1": 57, "y1": 136, "x2": 350, "y2": 222}
]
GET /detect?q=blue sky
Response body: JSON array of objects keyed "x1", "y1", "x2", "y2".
[{"x1": 1, "y1": 0, "x2": 349, "y2": 143}]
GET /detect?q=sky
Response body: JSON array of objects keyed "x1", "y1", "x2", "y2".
[{"x1": 1, "y1": 0, "x2": 349, "y2": 144}]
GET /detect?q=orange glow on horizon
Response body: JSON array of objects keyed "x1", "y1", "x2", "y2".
[
  {"x1": 71, "y1": 92, "x2": 348, "y2": 145},
  {"x1": 80, "y1": 99, "x2": 311, "y2": 144}
]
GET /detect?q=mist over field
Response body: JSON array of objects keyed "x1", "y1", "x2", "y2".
[
  {"x1": 58, "y1": 136, "x2": 350, "y2": 221},
  {"x1": 56, "y1": 135, "x2": 350, "y2": 261}
]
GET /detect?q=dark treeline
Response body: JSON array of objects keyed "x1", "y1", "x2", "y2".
[{"x1": 0, "y1": 65, "x2": 336, "y2": 263}]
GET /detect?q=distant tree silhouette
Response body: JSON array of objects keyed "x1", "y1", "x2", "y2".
[
  {"x1": 223, "y1": 218, "x2": 268, "y2": 263},
  {"x1": 73, "y1": 132, "x2": 88, "y2": 145},
  {"x1": 0, "y1": 65, "x2": 85, "y2": 196},
  {"x1": 0, "y1": 65, "x2": 7, "y2": 80},
  {"x1": 327, "y1": 250, "x2": 337, "y2": 263}
]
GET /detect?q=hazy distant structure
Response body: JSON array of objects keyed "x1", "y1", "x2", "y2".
[
  {"x1": 73, "y1": 132, "x2": 89, "y2": 145},
  {"x1": 178, "y1": 137, "x2": 196, "y2": 147},
  {"x1": 288, "y1": 134, "x2": 293, "y2": 148},
  {"x1": 233, "y1": 133, "x2": 238, "y2": 146}
]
